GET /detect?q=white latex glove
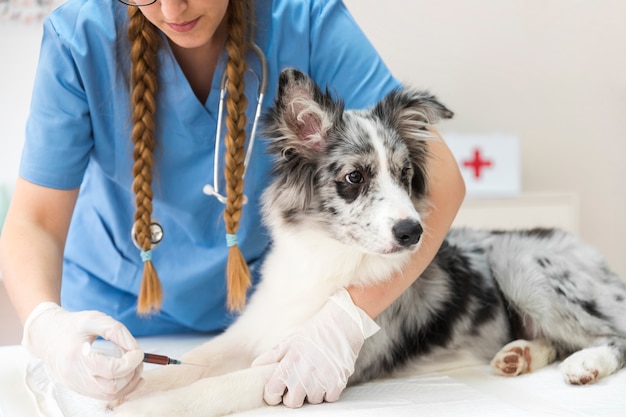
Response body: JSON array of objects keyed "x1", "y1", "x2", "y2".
[
  {"x1": 252, "y1": 288, "x2": 380, "y2": 408},
  {"x1": 22, "y1": 302, "x2": 144, "y2": 401}
]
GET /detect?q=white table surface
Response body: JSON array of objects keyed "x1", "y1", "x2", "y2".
[{"x1": 2, "y1": 336, "x2": 626, "y2": 417}]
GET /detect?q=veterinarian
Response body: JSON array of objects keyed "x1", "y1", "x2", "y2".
[{"x1": 0, "y1": 0, "x2": 465, "y2": 408}]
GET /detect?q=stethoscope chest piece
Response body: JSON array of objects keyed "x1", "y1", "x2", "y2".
[
  {"x1": 203, "y1": 184, "x2": 248, "y2": 205},
  {"x1": 131, "y1": 219, "x2": 164, "y2": 250}
]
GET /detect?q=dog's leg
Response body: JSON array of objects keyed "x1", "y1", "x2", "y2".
[
  {"x1": 117, "y1": 360, "x2": 212, "y2": 404},
  {"x1": 560, "y1": 338, "x2": 626, "y2": 385},
  {"x1": 491, "y1": 339, "x2": 558, "y2": 376},
  {"x1": 112, "y1": 363, "x2": 277, "y2": 417},
  {"x1": 115, "y1": 332, "x2": 254, "y2": 405}
]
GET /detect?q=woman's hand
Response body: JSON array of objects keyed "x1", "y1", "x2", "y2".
[
  {"x1": 252, "y1": 289, "x2": 379, "y2": 408},
  {"x1": 22, "y1": 302, "x2": 144, "y2": 401}
]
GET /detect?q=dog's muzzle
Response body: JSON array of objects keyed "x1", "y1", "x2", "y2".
[{"x1": 392, "y1": 219, "x2": 423, "y2": 247}]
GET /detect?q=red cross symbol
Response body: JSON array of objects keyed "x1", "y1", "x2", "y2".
[{"x1": 463, "y1": 148, "x2": 493, "y2": 179}]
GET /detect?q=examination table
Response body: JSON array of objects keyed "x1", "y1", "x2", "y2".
[{"x1": 1, "y1": 333, "x2": 625, "y2": 417}]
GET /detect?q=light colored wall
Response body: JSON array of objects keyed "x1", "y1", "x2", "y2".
[
  {"x1": 345, "y1": 0, "x2": 626, "y2": 278},
  {"x1": 0, "y1": 21, "x2": 41, "y2": 200},
  {"x1": 0, "y1": 22, "x2": 41, "y2": 344}
]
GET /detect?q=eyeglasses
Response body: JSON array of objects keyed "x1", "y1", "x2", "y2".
[{"x1": 117, "y1": 0, "x2": 157, "y2": 6}]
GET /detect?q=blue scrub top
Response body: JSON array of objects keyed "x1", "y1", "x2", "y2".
[{"x1": 20, "y1": 0, "x2": 402, "y2": 336}]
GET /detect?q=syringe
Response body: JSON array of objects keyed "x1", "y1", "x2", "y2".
[
  {"x1": 142, "y1": 352, "x2": 208, "y2": 367},
  {"x1": 143, "y1": 352, "x2": 183, "y2": 366},
  {"x1": 88, "y1": 342, "x2": 206, "y2": 367}
]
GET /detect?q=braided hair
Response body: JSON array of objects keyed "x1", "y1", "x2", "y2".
[
  {"x1": 222, "y1": 0, "x2": 253, "y2": 312},
  {"x1": 128, "y1": 6, "x2": 161, "y2": 315},
  {"x1": 127, "y1": 2, "x2": 254, "y2": 315}
]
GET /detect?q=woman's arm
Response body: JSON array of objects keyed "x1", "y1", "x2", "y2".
[
  {"x1": 0, "y1": 177, "x2": 78, "y2": 324},
  {"x1": 348, "y1": 130, "x2": 465, "y2": 318},
  {"x1": 0, "y1": 177, "x2": 145, "y2": 401}
]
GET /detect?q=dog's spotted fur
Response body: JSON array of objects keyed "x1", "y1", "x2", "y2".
[{"x1": 114, "y1": 69, "x2": 626, "y2": 417}]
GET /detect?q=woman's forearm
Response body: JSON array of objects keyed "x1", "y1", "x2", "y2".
[
  {"x1": 348, "y1": 131, "x2": 465, "y2": 318},
  {"x1": 0, "y1": 178, "x2": 78, "y2": 324},
  {"x1": 1, "y1": 221, "x2": 64, "y2": 324}
]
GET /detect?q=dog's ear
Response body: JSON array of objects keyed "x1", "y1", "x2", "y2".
[
  {"x1": 261, "y1": 69, "x2": 344, "y2": 211},
  {"x1": 374, "y1": 88, "x2": 453, "y2": 141},
  {"x1": 263, "y1": 68, "x2": 343, "y2": 159},
  {"x1": 374, "y1": 88, "x2": 454, "y2": 199}
]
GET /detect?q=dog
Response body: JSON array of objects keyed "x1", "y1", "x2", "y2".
[{"x1": 113, "y1": 68, "x2": 626, "y2": 417}]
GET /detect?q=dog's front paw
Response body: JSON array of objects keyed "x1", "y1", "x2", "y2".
[{"x1": 560, "y1": 346, "x2": 619, "y2": 385}]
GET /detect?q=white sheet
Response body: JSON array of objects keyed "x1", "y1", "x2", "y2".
[{"x1": 2, "y1": 335, "x2": 625, "y2": 417}]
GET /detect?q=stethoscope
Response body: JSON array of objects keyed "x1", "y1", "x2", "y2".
[
  {"x1": 202, "y1": 42, "x2": 269, "y2": 205},
  {"x1": 132, "y1": 42, "x2": 268, "y2": 250}
]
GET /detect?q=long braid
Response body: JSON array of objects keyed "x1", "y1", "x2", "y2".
[
  {"x1": 223, "y1": 0, "x2": 253, "y2": 312},
  {"x1": 128, "y1": 8, "x2": 162, "y2": 315}
]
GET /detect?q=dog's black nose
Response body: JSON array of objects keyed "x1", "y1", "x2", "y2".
[{"x1": 392, "y1": 219, "x2": 423, "y2": 247}]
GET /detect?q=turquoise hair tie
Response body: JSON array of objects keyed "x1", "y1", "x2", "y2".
[
  {"x1": 226, "y1": 233, "x2": 238, "y2": 248},
  {"x1": 140, "y1": 249, "x2": 153, "y2": 262}
]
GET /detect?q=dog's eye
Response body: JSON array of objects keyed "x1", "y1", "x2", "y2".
[{"x1": 345, "y1": 171, "x2": 364, "y2": 185}]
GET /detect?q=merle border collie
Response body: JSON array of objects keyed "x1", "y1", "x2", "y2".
[{"x1": 113, "y1": 68, "x2": 626, "y2": 417}]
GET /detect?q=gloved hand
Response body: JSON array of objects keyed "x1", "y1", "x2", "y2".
[
  {"x1": 22, "y1": 301, "x2": 144, "y2": 401},
  {"x1": 252, "y1": 288, "x2": 380, "y2": 408}
]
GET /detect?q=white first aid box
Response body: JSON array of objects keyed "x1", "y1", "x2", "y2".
[{"x1": 443, "y1": 132, "x2": 521, "y2": 199}]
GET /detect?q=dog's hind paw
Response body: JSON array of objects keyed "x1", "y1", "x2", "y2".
[
  {"x1": 491, "y1": 341, "x2": 532, "y2": 376},
  {"x1": 560, "y1": 346, "x2": 620, "y2": 385},
  {"x1": 491, "y1": 339, "x2": 557, "y2": 377}
]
